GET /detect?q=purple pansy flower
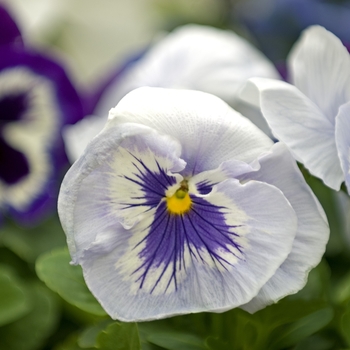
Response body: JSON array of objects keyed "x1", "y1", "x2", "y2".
[
  {"x1": 240, "y1": 26, "x2": 350, "y2": 193},
  {"x1": 0, "y1": 4, "x2": 84, "y2": 225},
  {"x1": 63, "y1": 24, "x2": 280, "y2": 162},
  {"x1": 58, "y1": 87, "x2": 328, "y2": 321}
]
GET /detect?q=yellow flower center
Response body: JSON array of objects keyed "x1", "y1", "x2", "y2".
[{"x1": 166, "y1": 180, "x2": 192, "y2": 215}]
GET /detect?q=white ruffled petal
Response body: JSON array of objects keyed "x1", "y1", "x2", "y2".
[
  {"x1": 58, "y1": 122, "x2": 183, "y2": 263},
  {"x1": 109, "y1": 87, "x2": 273, "y2": 175},
  {"x1": 240, "y1": 77, "x2": 344, "y2": 190},
  {"x1": 240, "y1": 143, "x2": 329, "y2": 312},
  {"x1": 288, "y1": 25, "x2": 350, "y2": 124}
]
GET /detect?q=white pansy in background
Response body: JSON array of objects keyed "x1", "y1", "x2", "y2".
[
  {"x1": 64, "y1": 24, "x2": 281, "y2": 162},
  {"x1": 3, "y1": 0, "x2": 227, "y2": 87},
  {"x1": 240, "y1": 25, "x2": 350, "y2": 193},
  {"x1": 58, "y1": 87, "x2": 328, "y2": 321}
]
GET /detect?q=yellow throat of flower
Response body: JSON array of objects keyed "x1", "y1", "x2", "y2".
[{"x1": 166, "y1": 181, "x2": 192, "y2": 215}]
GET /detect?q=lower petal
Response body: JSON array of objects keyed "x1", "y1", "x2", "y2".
[{"x1": 80, "y1": 178, "x2": 297, "y2": 321}]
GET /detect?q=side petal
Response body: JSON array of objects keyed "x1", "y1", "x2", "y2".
[
  {"x1": 110, "y1": 87, "x2": 273, "y2": 175},
  {"x1": 58, "y1": 122, "x2": 184, "y2": 263},
  {"x1": 80, "y1": 179, "x2": 297, "y2": 321},
  {"x1": 239, "y1": 143, "x2": 329, "y2": 312},
  {"x1": 288, "y1": 25, "x2": 350, "y2": 124},
  {"x1": 240, "y1": 77, "x2": 344, "y2": 190},
  {"x1": 335, "y1": 101, "x2": 350, "y2": 194}
]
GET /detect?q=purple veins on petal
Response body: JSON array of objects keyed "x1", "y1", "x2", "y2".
[
  {"x1": 196, "y1": 180, "x2": 218, "y2": 195},
  {"x1": 131, "y1": 195, "x2": 244, "y2": 294},
  {"x1": 123, "y1": 150, "x2": 177, "y2": 201}
]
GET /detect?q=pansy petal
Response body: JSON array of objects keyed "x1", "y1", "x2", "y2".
[
  {"x1": 95, "y1": 24, "x2": 280, "y2": 118},
  {"x1": 109, "y1": 87, "x2": 273, "y2": 175},
  {"x1": 335, "y1": 101, "x2": 350, "y2": 195},
  {"x1": 240, "y1": 77, "x2": 344, "y2": 190},
  {"x1": 239, "y1": 143, "x2": 329, "y2": 312},
  {"x1": 288, "y1": 25, "x2": 350, "y2": 124},
  {"x1": 0, "y1": 4, "x2": 22, "y2": 47},
  {"x1": 79, "y1": 177, "x2": 296, "y2": 321},
  {"x1": 58, "y1": 122, "x2": 184, "y2": 263},
  {"x1": 189, "y1": 158, "x2": 261, "y2": 195}
]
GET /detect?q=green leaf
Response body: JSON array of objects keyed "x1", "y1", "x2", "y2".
[
  {"x1": 205, "y1": 336, "x2": 231, "y2": 350},
  {"x1": 0, "y1": 265, "x2": 31, "y2": 327},
  {"x1": 0, "y1": 216, "x2": 67, "y2": 263},
  {"x1": 305, "y1": 175, "x2": 346, "y2": 256},
  {"x1": 35, "y1": 247, "x2": 106, "y2": 316},
  {"x1": 78, "y1": 319, "x2": 114, "y2": 348},
  {"x1": 293, "y1": 334, "x2": 335, "y2": 350},
  {"x1": 270, "y1": 306, "x2": 334, "y2": 349},
  {"x1": 334, "y1": 272, "x2": 350, "y2": 304},
  {"x1": 147, "y1": 331, "x2": 207, "y2": 350},
  {"x1": 0, "y1": 282, "x2": 60, "y2": 350},
  {"x1": 341, "y1": 301, "x2": 350, "y2": 346},
  {"x1": 96, "y1": 322, "x2": 141, "y2": 350},
  {"x1": 56, "y1": 333, "x2": 93, "y2": 350},
  {"x1": 288, "y1": 260, "x2": 331, "y2": 302}
]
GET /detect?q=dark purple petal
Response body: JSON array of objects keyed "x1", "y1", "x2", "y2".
[
  {"x1": 0, "y1": 47, "x2": 84, "y2": 125},
  {"x1": 8, "y1": 179, "x2": 59, "y2": 226},
  {"x1": 0, "y1": 46, "x2": 84, "y2": 225},
  {"x1": 0, "y1": 92, "x2": 28, "y2": 124},
  {"x1": 0, "y1": 136, "x2": 29, "y2": 184},
  {"x1": 0, "y1": 4, "x2": 23, "y2": 47}
]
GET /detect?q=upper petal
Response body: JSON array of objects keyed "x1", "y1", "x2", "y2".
[
  {"x1": 335, "y1": 101, "x2": 350, "y2": 195},
  {"x1": 288, "y1": 25, "x2": 350, "y2": 124},
  {"x1": 240, "y1": 77, "x2": 344, "y2": 190},
  {"x1": 64, "y1": 24, "x2": 279, "y2": 162},
  {"x1": 109, "y1": 87, "x2": 273, "y2": 176}
]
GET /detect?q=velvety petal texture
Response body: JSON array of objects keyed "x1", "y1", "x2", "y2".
[
  {"x1": 240, "y1": 26, "x2": 350, "y2": 192},
  {"x1": 64, "y1": 24, "x2": 280, "y2": 162},
  {"x1": 58, "y1": 87, "x2": 329, "y2": 321}
]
